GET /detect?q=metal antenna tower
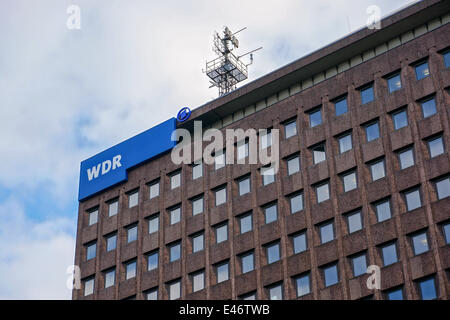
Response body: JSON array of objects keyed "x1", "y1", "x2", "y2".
[{"x1": 203, "y1": 26, "x2": 262, "y2": 96}]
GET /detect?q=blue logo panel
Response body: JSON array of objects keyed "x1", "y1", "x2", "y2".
[{"x1": 78, "y1": 118, "x2": 177, "y2": 201}]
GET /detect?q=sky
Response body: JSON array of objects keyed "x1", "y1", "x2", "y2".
[{"x1": 0, "y1": 0, "x2": 415, "y2": 299}]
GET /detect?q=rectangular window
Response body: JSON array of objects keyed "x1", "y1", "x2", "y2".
[
  {"x1": 287, "y1": 155, "x2": 300, "y2": 175},
  {"x1": 192, "y1": 196, "x2": 203, "y2": 216},
  {"x1": 127, "y1": 225, "x2": 138, "y2": 243},
  {"x1": 146, "y1": 288, "x2": 158, "y2": 300},
  {"x1": 346, "y1": 210, "x2": 362, "y2": 234},
  {"x1": 84, "y1": 277, "x2": 95, "y2": 296},
  {"x1": 266, "y1": 242, "x2": 280, "y2": 264},
  {"x1": 404, "y1": 188, "x2": 421, "y2": 211},
  {"x1": 192, "y1": 233, "x2": 204, "y2": 253},
  {"x1": 387, "y1": 73, "x2": 402, "y2": 93},
  {"x1": 295, "y1": 273, "x2": 311, "y2": 297},
  {"x1": 106, "y1": 233, "x2": 117, "y2": 252},
  {"x1": 170, "y1": 171, "x2": 181, "y2": 190},
  {"x1": 216, "y1": 261, "x2": 229, "y2": 283},
  {"x1": 260, "y1": 130, "x2": 272, "y2": 149},
  {"x1": 169, "y1": 206, "x2": 181, "y2": 225},
  {"x1": 169, "y1": 242, "x2": 181, "y2": 262},
  {"x1": 443, "y1": 222, "x2": 450, "y2": 244},
  {"x1": 414, "y1": 61, "x2": 430, "y2": 80},
  {"x1": 192, "y1": 162, "x2": 203, "y2": 180},
  {"x1": 309, "y1": 109, "x2": 322, "y2": 128},
  {"x1": 241, "y1": 252, "x2": 255, "y2": 273},
  {"x1": 128, "y1": 190, "x2": 139, "y2": 208},
  {"x1": 284, "y1": 120, "x2": 297, "y2": 139},
  {"x1": 104, "y1": 269, "x2": 115, "y2": 288},
  {"x1": 319, "y1": 221, "x2": 335, "y2": 244},
  {"x1": 289, "y1": 192, "x2": 304, "y2": 214},
  {"x1": 381, "y1": 242, "x2": 398, "y2": 266},
  {"x1": 375, "y1": 199, "x2": 392, "y2": 222},
  {"x1": 293, "y1": 232, "x2": 307, "y2": 254},
  {"x1": 443, "y1": 50, "x2": 450, "y2": 68},
  {"x1": 417, "y1": 276, "x2": 437, "y2": 300},
  {"x1": 261, "y1": 166, "x2": 275, "y2": 186},
  {"x1": 147, "y1": 251, "x2": 159, "y2": 271},
  {"x1": 88, "y1": 208, "x2": 98, "y2": 226},
  {"x1": 411, "y1": 231, "x2": 429, "y2": 255},
  {"x1": 215, "y1": 186, "x2": 227, "y2": 206},
  {"x1": 370, "y1": 159, "x2": 385, "y2": 181},
  {"x1": 427, "y1": 135, "x2": 444, "y2": 158},
  {"x1": 316, "y1": 182, "x2": 330, "y2": 203},
  {"x1": 351, "y1": 253, "x2": 367, "y2": 277},
  {"x1": 149, "y1": 181, "x2": 160, "y2": 199},
  {"x1": 215, "y1": 150, "x2": 226, "y2": 170},
  {"x1": 342, "y1": 170, "x2": 357, "y2": 192},
  {"x1": 334, "y1": 96, "x2": 348, "y2": 116},
  {"x1": 125, "y1": 260, "x2": 137, "y2": 280},
  {"x1": 323, "y1": 263, "x2": 339, "y2": 287},
  {"x1": 312, "y1": 144, "x2": 326, "y2": 164},
  {"x1": 435, "y1": 177, "x2": 450, "y2": 200},
  {"x1": 420, "y1": 96, "x2": 437, "y2": 118},
  {"x1": 365, "y1": 121, "x2": 380, "y2": 142},
  {"x1": 169, "y1": 280, "x2": 181, "y2": 300},
  {"x1": 264, "y1": 203, "x2": 278, "y2": 224},
  {"x1": 238, "y1": 176, "x2": 251, "y2": 196},
  {"x1": 398, "y1": 147, "x2": 415, "y2": 169},
  {"x1": 108, "y1": 200, "x2": 118, "y2": 217},
  {"x1": 237, "y1": 140, "x2": 249, "y2": 160},
  {"x1": 386, "y1": 287, "x2": 403, "y2": 300},
  {"x1": 360, "y1": 85, "x2": 374, "y2": 104},
  {"x1": 192, "y1": 270, "x2": 205, "y2": 292},
  {"x1": 148, "y1": 215, "x2": 159, "y2": 234},
  {"x1": 241, "y1": 292, "x2": 256, "y2": 300},
  {"x1": 239, "y1": 213, "x2": 253, "y2": 234},
  {"x1": 338, "y1": 133, "x2": 352, "y2": 154},
  {"x1": 392, "y1": 109, "x2": 408, "y2": 130},
  {"x1": 268, "y1": 283, "x2": 283, "y2": 300},
  {"x1": 215, "y1": 223, "x2": 228, "y2": 243},
  {"x1": 86, "y1": 242, "x2": 96, "y2": 261}
]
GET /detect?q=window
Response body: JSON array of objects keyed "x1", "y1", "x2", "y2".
[
  {"x1": 443, "y1": 50, "x2": 450, "y2": 68},
  {"x1": 146, "y1": 288, "x2": 158, "y2": 300},
  {"x1": 346, "y1": 210, "x2": 362, "y2": 234},
  {"x1": 334, "y1": 96, "x2": 348, "y2": 116},
  {"x1": 360, "y1": 85, "x2": 374, "y2": 104},
  {"x1": 443, "y1": 222, "x2": 450, "y2": 244},
  {"x1": 169, "y1": 280, "x2": 181, "y2": 300},
  {"x1": 417, "y1": 276, "x2": 437, "y2": 300},
  {"x1": 319, "y1": 221, "x2": 334, "y2": 244},
  {"x1": 370, "y1": 159, "x2": 385, "y2": 181},
  {"x1": 316, "y1": 182, "x2": 330, "y2": 203},
  {"x1": 375, "y1": 199, "x2": 392, "y2": 222},
  {"x1": 387, "y1": 73, "x2": 402, "y2": 93},
  {"x1": 239, "y1": 213, "x2": 253, "y2": 234},
  {"x1": 284, "y1": 120, "x2": 297, "y2": 139},
  {"x1": 411, "y1": 231, "x2": 429, "y2": 255},
  {"x1": 241, "y1": 292, "x2": 256, "y2": 300},
  {"x1": 404, "y1": 188, "x2": 421, "y2": 211},
  {"x1": 192, "y1": 233, "x2": 204, "y2": 253},
  {"x1": 342, "y1": 170, "x2": 357, "y2": 192},
  {"x1": 398, "y1": 147, "x2": 415, "y2": 169},
  {"x1": 104, "y1": 269, "x2": 115, "y2": 288},
  {"x1": 295, "y1": 274, "x2": 311, "y2": 297},
  {"x1": 215, "y1": 186, "x2": 227, "y2": 206},
  {"x1": 86, "y1": 242, "x2": 96, "y2": 261},
  {"x1": 287, "y1": 155, "x2": 300, "y2": 175},
  {"x1": 215, "y1": 150, "x2": 225, "y2": 170},
  {"x1": 238, "y1": 176, "x2": 251, "y2": 196},
  {"x1": 128, "y1": 190, "x2": 139, "y2": 208},
  {"x1": 148, "y1": 215, "x2": 159, "y2": 234},
  {"x1": 149, "y1": 181, "x2": 160, "y2": 199},
  {"x1": 169, "y1": 242, "x2": 181, "y2": 262},
  {"x1": 309, "y1": 109, "x2": 322, "y2": 127},
  {"x1": 192, "y1": 196, "x2": 203, "y2": 216},
  {"x1": 386, "y1": 287, "x2": 403, "y2": 300},
  {"x1": 323, "y1": 263, "x2": 339, "y2": 287},
  {"x1": 192, "y1": 162, "x2": 203, "y2": 180},
  {"x1": 170, "y1": 171, "x2": 181, "y2": 190},
  {"x1": 414, "y1": 61, "x2": 430, "y2": 80},
  {"x1": 266, "y1": 242, "x2": 280, "y2": 264},
  {"x1": 215, "y1": 223, "x2": 228, "y2": 243},
  {"x1": 351, "y1": 253, "x2": 367, "y2": 277},
  {"x1": 338, "y1": 133, "x2": 352, "y2": 154},
  {"x1": 241, "y1": 252, "x2": 254, "y2": 273},
  {"x1": 106, "y1": 233, "x2": 117, "y2": 252},
  {"x1": 293, "y1": 232, "x2": 307, "y2": 254},
  {"x1": 261, "y1": 166, "x2": 275, "y2": 186},
  {"x1": 289, "y1": 192, "x2": 304, "y2": 214},
  {"x1": 427, "y1": 135, "x2": 444, "y2": 158},
  {"x1": 192, "y1": 270, "x2": 205, "y2": 292},
  {"x1": 216, "y1": 261, "x2": 229, "y2": 283},
  {"x1": 420, "y1": 96, "x2": 437, "y2": 118},
  {"x1": 147, "y1": 251, "x2": 158, "y2": 271},
  {"x1": 127, "y1": 225, "x2": 137, "y2": 243},
  {"x1": 392, "y1": 109, "x2": 408, "y2": 130},
  {"x1": 108, "y1": 200, "x2": 118, "y2": 217},
  {"x1": 125, "y1": 260, "x2": 137, "y2": 280},
  {"x1": 268, "y1": 283, "x2": 283, "y2": 300},
  {"x1": 88, "y1": 208, "x2": 98, "y2": 226},
  {"x1": 264, "y1": 203, "x2": 278, "y2": 224},
  {"x1": 169, "y1": 206, "x2": 181, "y2": 225},
  {"x1": 312, "y1": 144, "x2": 326, "y2": 164},
  {"x1": 381, "y1": 242, "x2": 398, "y2": 266},
  {"x1": 260, "y1": 130, "x2": 272, "y2": 149},
  {"x1": 236, "y1": 139, "x2": 249, "y2": 161},
  {"x1": 84, "y1": 277, "x2": 95, "y2": 296},
  {"x1": 365, "y1": 121, "x2": 380, "y2": 142}
]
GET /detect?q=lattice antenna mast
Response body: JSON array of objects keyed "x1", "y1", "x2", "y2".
[{"x1": 203, "y1": 26, "x2": 262, "y2": 96}]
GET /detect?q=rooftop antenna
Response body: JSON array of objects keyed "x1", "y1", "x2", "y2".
[{"x1": 203, "y1": 26, "x2": 262, "y2": 96}]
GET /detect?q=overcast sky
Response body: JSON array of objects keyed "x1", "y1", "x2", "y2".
[{"x1": 0, "y1": 0, "x2": 415, "y2": 299}]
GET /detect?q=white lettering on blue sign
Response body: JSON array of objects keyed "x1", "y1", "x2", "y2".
[{"x1": 87, "y1": 155, "x2": 122, "y2": 181}]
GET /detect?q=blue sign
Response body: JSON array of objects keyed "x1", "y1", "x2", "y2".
[
  {"x1": 78, "y1": 118, "x2": 177, "y2": 201},
  {"x1": 177, "y1": 107, "x2": 191, "y2": 122}
]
